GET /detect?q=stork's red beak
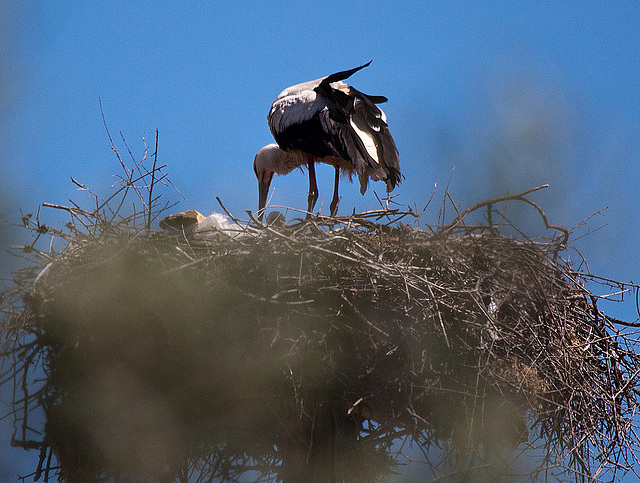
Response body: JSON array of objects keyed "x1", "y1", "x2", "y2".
[{"x1": 257, "y1": 171, "x2": 273, "y2": 222}]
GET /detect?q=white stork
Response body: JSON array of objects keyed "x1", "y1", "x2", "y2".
[{"x1": 254, "y1": 62, "x2": 400, "y2": 220}]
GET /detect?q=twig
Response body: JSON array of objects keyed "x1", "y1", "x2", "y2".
[{"x1": 147, "y1": 128, "x2": 159, "y2": 231}]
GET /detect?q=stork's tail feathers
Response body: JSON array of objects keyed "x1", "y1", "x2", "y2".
[
  {"x1": 364, "y1": 94, "x2": 388, "y2": 104},
  {"x1": 385, "y1": 166, "x2": 402, "y2": 192}
]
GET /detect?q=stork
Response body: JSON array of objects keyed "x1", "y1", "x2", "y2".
[{"x1": 254, "y1": 62, "x2": 400, "y2": 221}]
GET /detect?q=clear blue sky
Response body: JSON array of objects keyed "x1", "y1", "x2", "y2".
[{"x1": 1, "y1": 1, "x2": 639, "y2": 480}]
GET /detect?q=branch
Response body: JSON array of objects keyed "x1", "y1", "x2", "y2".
[
  {"x1": 440, "y1": 184, "x2": 569, "y2": 246},
  {"x1": 147, "y1": 128, "x2": 159, "y2": 231}
]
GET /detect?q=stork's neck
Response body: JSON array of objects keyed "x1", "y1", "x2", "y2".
[{"x1": 274, "y1": 149, "x2": 309, "y2": 175}]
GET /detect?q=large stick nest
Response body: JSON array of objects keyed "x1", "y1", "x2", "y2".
[{"x1": 2, "y1": 155, "x2": 640, "y2": 482}]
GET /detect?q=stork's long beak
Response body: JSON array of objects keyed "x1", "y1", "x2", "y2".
[{"x1": 257, "y1": 171, "x2": 273, "y2": 222}]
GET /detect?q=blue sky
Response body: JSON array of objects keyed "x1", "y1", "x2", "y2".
[{"x1": 1, "y1": 1, "x2": 639, "y2": 480}]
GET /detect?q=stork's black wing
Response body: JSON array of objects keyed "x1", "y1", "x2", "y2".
[
  {"x1": 319, "y1": 61, "x2": 372, "y2": 87},
  {"x1": 316, "y1": 85, "x2": 400, "y2": 192}
]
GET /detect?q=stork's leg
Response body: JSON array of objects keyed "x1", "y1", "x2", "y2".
[
  {"x1": 307, "y1": 155, "x2": 318, "y2": 218},
  {"x1": 329, "y1": 167, "x2": 340, "y2": 216}
]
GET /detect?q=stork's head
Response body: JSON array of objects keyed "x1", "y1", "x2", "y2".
[
  {"x1": 253, "y1": 144, "x2": 279, "y2": 221},
  {"x1": 254, "y1": 144, "x2": 309, "y2": 221}
]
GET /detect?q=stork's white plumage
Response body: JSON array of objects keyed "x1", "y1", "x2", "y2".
[{"x1": 254, "y1": 62, "x2": 400, "y2": 220}]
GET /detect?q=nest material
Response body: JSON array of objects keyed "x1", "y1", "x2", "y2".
[{"x1": 2, "y1": 199, "x2": 640, "y2": 483}]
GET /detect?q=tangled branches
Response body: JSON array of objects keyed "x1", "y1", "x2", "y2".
[{"x1": 1, "y1": 139, "x2": 639, "y2": 481}]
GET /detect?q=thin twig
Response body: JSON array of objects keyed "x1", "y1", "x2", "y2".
[{"x1": 147, "y1": 128, "x2": 159, "y2": 231}]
